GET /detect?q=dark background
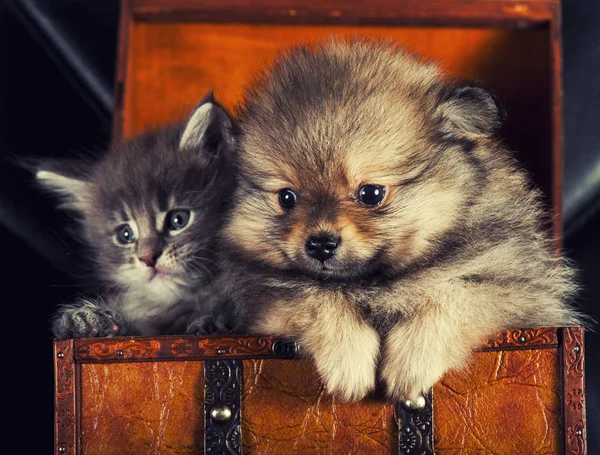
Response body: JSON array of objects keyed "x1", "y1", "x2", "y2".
[{"x1": 1, "y1": 0, "x2": 598, "y2": 451}]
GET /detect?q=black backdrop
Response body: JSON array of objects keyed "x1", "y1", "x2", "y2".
[{"x1": 1, "y1": 0, "x2": 598, "y2": 452}]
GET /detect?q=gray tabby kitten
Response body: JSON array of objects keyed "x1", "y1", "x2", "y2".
[{"x1": 35, "y1": 94, "x2": 235, "y2": 337}]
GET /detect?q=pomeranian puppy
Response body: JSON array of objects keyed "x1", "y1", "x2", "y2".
[{"x1": 216, "y1": 39, "x2": 581, "y2": 402}]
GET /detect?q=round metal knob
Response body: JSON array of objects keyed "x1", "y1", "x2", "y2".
[
  {"x1": 403, "y1": 395, "x2": 426, "y2": 411},
  {"x1": 210, "y1": 405, "x2": 232, "y2": 422}
]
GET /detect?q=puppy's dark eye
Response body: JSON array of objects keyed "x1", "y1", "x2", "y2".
[
  {"x1": 167, "y1": 210, "x2": 191, "y2": 231},
  {"x1": 358, "y1": 185, "x2": 386, "y2": 206},
  {"x1": 116, "y1": 224, "x2": 135, "y2": 244},
  {"x1": 278, "y1": 189, "x2": 297, "y2": 210}
]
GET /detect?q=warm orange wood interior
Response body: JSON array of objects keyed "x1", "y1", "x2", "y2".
[{"x1": 122, "y1": 22, "x2": 551, "y2": 197}]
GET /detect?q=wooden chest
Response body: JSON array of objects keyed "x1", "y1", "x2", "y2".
[
  {"x1": 53, "y1": 0, "x2": 588, "y2": 454},
  {"x1": 54, "y1": 328, "x2": 586, "y2": 454}
]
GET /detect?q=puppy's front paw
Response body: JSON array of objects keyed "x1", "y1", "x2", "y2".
[
  {"x1": 311, "y1": 326, "x2": 380, "y2": 402},
  {"x1": 380, "y1": 350, "x2": 441, "y2": 402},
  {"x1": 52, "y1": 300, "x2": 128, "y2": 338},
  {"x1": 381, "y1": 323, "x2": 470, "y2": 401}
]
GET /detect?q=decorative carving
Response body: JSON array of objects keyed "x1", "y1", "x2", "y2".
[
  {"x1": 481, "y1": 328, "x2": 558, "y2": 351},
  {"x1": 562, "y1": 327, "x2": 587, "y2": 455},
  {"x1": 205, "y1": 360, "x2": 242, "y2": 455},
  {"x1": 567, "y1": 421, "x2": 586, "y2": 455},
  {"x1": 76, "y1": 338, "x2": 160, "y2": 361},
  {"x1": 567, "y1": 388, "x2": 585, "y2": 411},
  {"x1": 397, "y1": 390, "x2": 433, "y2": 455},
  {"x1": 564, "y1": 327, "x2": 584, "y2": 377},
  {"x1": 75, "y1": 336, "x2": 294, "y2": 362},
  {"x1": 54, "y1": 340, "x2": 76, "y2": 455}
]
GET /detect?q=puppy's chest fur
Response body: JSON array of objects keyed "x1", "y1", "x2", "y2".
[{"x1": 230, "y1": 262, "x2": 410, "y2": 335}]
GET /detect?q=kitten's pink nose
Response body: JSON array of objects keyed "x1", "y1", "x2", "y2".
[{"x1": 139, "y1": 254, "x2": 158, "y2": 267}]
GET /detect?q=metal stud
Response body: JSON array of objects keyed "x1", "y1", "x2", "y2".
[
  {"x1": 210, "y1": 405, "x2": 232, "y2": 422},
  {"x1": 403, "y1": 395, "x2": 426, "y2": 411},
  {"x1": 116, "y1": 350, "x2": 124, "y2": 357},
  {"x1": 58, "y1": 445, "x2": 67, "y2": 453},
  {"x1": 518, "y1": 336, "x2": 526, "y2": 343},
  {"x1": 57, "y1": 352, "x2": 65, "y2": 359}
]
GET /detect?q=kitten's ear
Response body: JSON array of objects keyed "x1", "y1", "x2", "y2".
[
  {"x1": 435, "y1": 83, "x2": 506, "y2": 136},
  {"x1": 179, "y1": 93, "x2": 235, "y2": 157},
  {"x1": 32, "y1": 160, "x2": 91, "y2": 212}
]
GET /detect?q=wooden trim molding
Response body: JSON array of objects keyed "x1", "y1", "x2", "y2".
[
  {"x1": 126, "y1": 0, "x2": 556, "y2": 26},
  {"x1": 561, "y1": 327, "x2": 587, "y2": 455},
  {"x1": 479, "y1": 327, "x2": 559, "y2": 351},
  {"x1": 71, "y1": 328, "x2": 560, "y2": 364},
  {"x1": 111, "y1": 0, "x2": 132, "y2": 143},
  {"x1": 74, "y1": 335, "x2": 300, "y2": 363},
  {"x1": 54, "y1": 339, "x2": 77, "y2": 455}
]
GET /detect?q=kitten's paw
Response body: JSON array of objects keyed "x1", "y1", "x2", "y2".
[
  {"x1": 52, "y1": 300, "x2": 128, "y2": 338},
  {"x1": 311, "y1": 327, "x2": 380, "y2": 402}
]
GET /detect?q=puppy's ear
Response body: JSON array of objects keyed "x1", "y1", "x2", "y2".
[
  {"x1": 435, "y1": 83, "x2": 506, "y2": 136},
  {"x1": 179, "y1": 92, "x2": 235, "y2": 159},
  {"x1": 32, "y1": 159, "x2": 91, "y2": 212}
]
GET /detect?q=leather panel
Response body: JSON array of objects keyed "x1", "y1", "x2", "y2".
[
  {"x1": 79, "y1": 362, "x2": 204, "y2": 455},
  {"x1": 241, "y1": 359, "x2": 397, "y2": 454},
  {"x1": 435, "y1": 348, "x2": 561, "y2": 454}
]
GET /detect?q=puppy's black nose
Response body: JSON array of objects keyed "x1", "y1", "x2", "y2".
[{"x1": 306, "y1": 234, "x2": 340, "y2": 262}]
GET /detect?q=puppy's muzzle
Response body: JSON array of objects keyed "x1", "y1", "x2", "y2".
[{"x1": 305, "y1": 234, "x2": 340, "y2": 263}]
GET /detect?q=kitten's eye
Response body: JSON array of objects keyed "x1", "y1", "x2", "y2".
[
  {"x1": 278, "y1": 189, "x2": 297, "y2": 210},
  {"x1": 358, "y1": 185, "x2": 386, "y2": 206},
  {"x1": 167, "y1": 210, "x2": 191, "y2": 231},
  {"x1": 116, "y1": 224, "x2": 135, "y2": 244}
]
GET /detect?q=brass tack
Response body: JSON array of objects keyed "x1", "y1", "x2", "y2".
[
  {"x1": 210, "y1": 405, "x2": 232, "y2": 422},
  {"x1": 574, "y1": 346, "x2": 580, "y2": 352},
  {"x1": 404, "y1": 395, "x2": 426, "y2": 411}
]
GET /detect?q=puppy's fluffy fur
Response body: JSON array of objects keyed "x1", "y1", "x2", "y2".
[{"x1": 218, "y1": 39, "x2": 582, "y2": 401}]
